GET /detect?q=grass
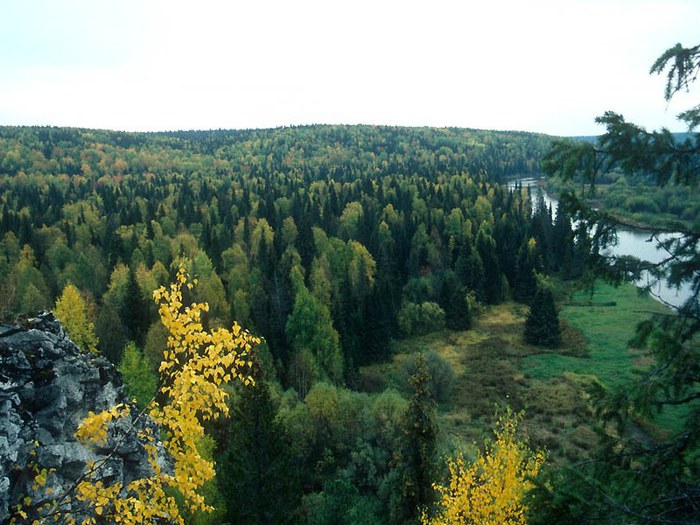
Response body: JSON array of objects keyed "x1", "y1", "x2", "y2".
[
  {"x1": 361, "y1": 302, "x2": 604, "y2": 463},
  {"x1": 360, "y1": 281, "x2": 679, "y2": 463},
  {"x1": 523, "y1": 283, "x2": 670, "y2": 388}
]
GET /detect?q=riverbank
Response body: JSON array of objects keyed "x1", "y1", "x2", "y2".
[
  {"x1": 542, "y1": 179, "x2": 696, "y2": 233},
  {"x1": 509, "y1": 176, "x2": 693, "y2": 308}
]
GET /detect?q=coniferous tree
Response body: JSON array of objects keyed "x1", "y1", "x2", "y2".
[
  {"x1": 475, "y1": 224, "x2": 505, "y2": 304},
  {"x1": 357, "y1": 281, "x2": 394, "y2": 364},
  {"x1": 218, "y1": 361, "x2": 301, "y2": 525},
  {"x1": 512, "y1": 238, "x2": 541, "y2": 304},
  {"x1": 551, "y1": 204, "x2": 576, "y2": 278},
  {"x1": 539, "y1": 41, "x2": 700, "y2": 523},
  {"x1": 94, "y1": 301, "x2": 129, "y2": 364},
  {"x1": 524, "y1": 285, "x2": 561, "y2": 348},
  {"x1": 390, "y1": 354, "x2": 437, "y2": 525},
  {"x1": 122, "y1": 265, "x2": 149, "y2": 346},
  {"x1": 440, "y1": 272, "x2": 471, "y2": 330}
]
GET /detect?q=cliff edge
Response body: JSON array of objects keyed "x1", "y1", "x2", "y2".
[{"x1": 0, "y1": 312, "x2": 161, "y2": 522}]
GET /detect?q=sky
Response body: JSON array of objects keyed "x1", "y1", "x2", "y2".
[{"x1": 0, "y1": 0, "x2": 697, "y2": 136}]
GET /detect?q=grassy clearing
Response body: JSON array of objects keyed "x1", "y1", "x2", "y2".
[
  {"x1": 523, "y1": 283, "x2": 670, "y2": 388},
  {"x1": 361, "y1": 282, "x2": 677, "y2": 463},
  {"x1": 361, "y1": 302, "x2": 603, "y2": 463}
]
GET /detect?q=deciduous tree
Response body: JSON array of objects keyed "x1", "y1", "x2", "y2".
[
  {"x1": 54, "y1": 282, "x2": 99, "y2": 354},
  {"x1": 422, "y1": 410, "x2": 544, "y2": 525},
  {"x1": 23, "y1": 264, "x2": 259, "y2": 524}
]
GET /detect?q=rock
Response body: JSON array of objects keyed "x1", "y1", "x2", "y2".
[{"x1": 0, "y1": 312, "x2": 166, "y2": 523}]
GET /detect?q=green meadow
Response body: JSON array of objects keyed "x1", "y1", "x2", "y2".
[
  {"x1": 523, "y1": 283, "x2": 671, "y2": 387},
  {"x1": 364, "y1": 282, "x2": 677, "y2": 463}
]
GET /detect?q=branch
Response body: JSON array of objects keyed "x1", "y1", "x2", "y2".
[
  {"x1": 44, "y1": 398, "x2": 156, "y2": 520},
  {"x1": 657, "y1": 391, "x2": 700, "y2": 406}
]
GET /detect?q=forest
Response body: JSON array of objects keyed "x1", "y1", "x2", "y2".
[{"x1": 1, "y1": 118, "x2": 697, "y2": 524}]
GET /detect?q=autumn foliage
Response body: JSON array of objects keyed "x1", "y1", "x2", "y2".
[
  {"x1": 54, "y1": 283, "x2": 99, "y2": 354},
  {"x1": 422, "y1": 411, "x2": 544, "y2": 525},
  {"x1": 31, "y1": 264, "x2": 258, "y2": 524}
]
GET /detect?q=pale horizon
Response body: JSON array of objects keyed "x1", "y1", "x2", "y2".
[{"x1": 1, "y1": 0, "x2": 698, "y2": 136}]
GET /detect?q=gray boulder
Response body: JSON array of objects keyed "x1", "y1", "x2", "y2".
[{"x1": 0, "y1": 312, "x2": 165, "y2": 522}]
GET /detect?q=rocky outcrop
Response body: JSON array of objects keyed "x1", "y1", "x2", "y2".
[{"x1": 0, "y1": 312, "x2": 162, "y2": 522}]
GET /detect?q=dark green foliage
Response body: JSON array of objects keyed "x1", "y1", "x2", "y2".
[
  {"x1": 304, "y1": 478, "x2": 383, "y2": 525},
  {"x1": 217, "y1": 364, "x2": 302, "y2": 525},
  {"x1": 95, "y1": 301, "x2": 128, "y2": 364},
  {"x1": 476, "y1": 223, "x2": 506, "y2": 304},
  {"x1": 390, "y1": 354, "x2": 437, "y2": 524},
  {"x1": 0, "y1": 125, "x2": 560, "y2": 354},
  {"x1": 512, "y1": 240, "x2": 541, "y2": 304},
  {"x1": 0, "y1": 123, "x2": 579, "y2": 523},
  {"x1": 541, "y1": 42, "x2": 700, "y2": 524},
  {"x1": 122, "y1": 265, "x2": 150, "y2": 346},
  {"x1": 551, "y1": 204, "x2": 580, "y2": 279},
  {"x1": 524, "y1": 286, "x2": 561, "y2": 348},
  {"x1": 440, "y1": 272, "x2": 472, "y2": 330}
]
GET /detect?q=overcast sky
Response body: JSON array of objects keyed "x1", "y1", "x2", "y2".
[{"x1": 0, "y1": 0, "x2": 697, "y2": 136}]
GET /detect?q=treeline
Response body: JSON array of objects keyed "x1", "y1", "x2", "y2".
[
  {"x1": 0, "y1": 125, "x2": 571, "y2": 377},
  {"x1": 0, "y1": 124, "x2": 573, "y2": 523},
  {"x1": 546, "y1": 169, "x2": 700, "y2": 230}
]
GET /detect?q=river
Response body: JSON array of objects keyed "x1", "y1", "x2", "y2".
[{"x1": 509, "y1": 177, "x2": 692, "y2": 308}]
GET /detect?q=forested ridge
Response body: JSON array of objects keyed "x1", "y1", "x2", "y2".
[
  {"x1": 0, "y1": 123, "x2": 561, "y2": 371},
  {"x1": 3, "y1": 109, "x2": 698, "y2": 524},
  {"x1": 1, "y1": 124, "x2": 574, "y2": 523}
]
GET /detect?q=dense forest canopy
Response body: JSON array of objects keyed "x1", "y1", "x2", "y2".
[
  {"x1": 2, "y1": 123, "x2": 578, "y2": 523},
  {"x1": 0, "y1": 124, "x2": 560, "y2": 374},
  {"x1": 3, "y1": 110, "x2": 696, "y2": 523}
]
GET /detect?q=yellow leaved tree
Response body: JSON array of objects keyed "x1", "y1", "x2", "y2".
[
  {"x1": 25, "y1": 264, "x2": 258, "y2": 524},
  {"x1": 54, "y1": 283, "x2": 99, "y2": 354},
  {"x1": 422, "y1": 410, "x2": 544, "y2": 525}
]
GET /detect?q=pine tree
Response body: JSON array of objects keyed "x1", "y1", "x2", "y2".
[{"x1": 524, "y1": 285, "x2": 561, "y2": 348}]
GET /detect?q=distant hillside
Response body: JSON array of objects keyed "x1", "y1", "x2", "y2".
[{"x1": 0, "y1": 124, "x2": 554, "y2": 183}]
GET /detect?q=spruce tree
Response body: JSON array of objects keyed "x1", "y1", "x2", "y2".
[
  {"x1": 512, "y1": 239, "x2": 541, "y2": 304},
  {"x1": 122, "y1": 265, "x2": 149, "y2": 346},
  {"x1": 440, "y1": 272, "x2": 471, "y2": 331},
  {"x1": 94, "y1": 301, "x2": 129, "y2": 364},
  {"x1": 524, "y1": 285, "x2": 561, "y2": 348},
  {"x1": 539, "y1": 41, "x2": 700, "y2": 523},
  {"x1": 218, "y1": 361, "x2": 301, "y2": 525},
  {"x1": 390, "y1": 354, "x2": 437, "y2": 524}
]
